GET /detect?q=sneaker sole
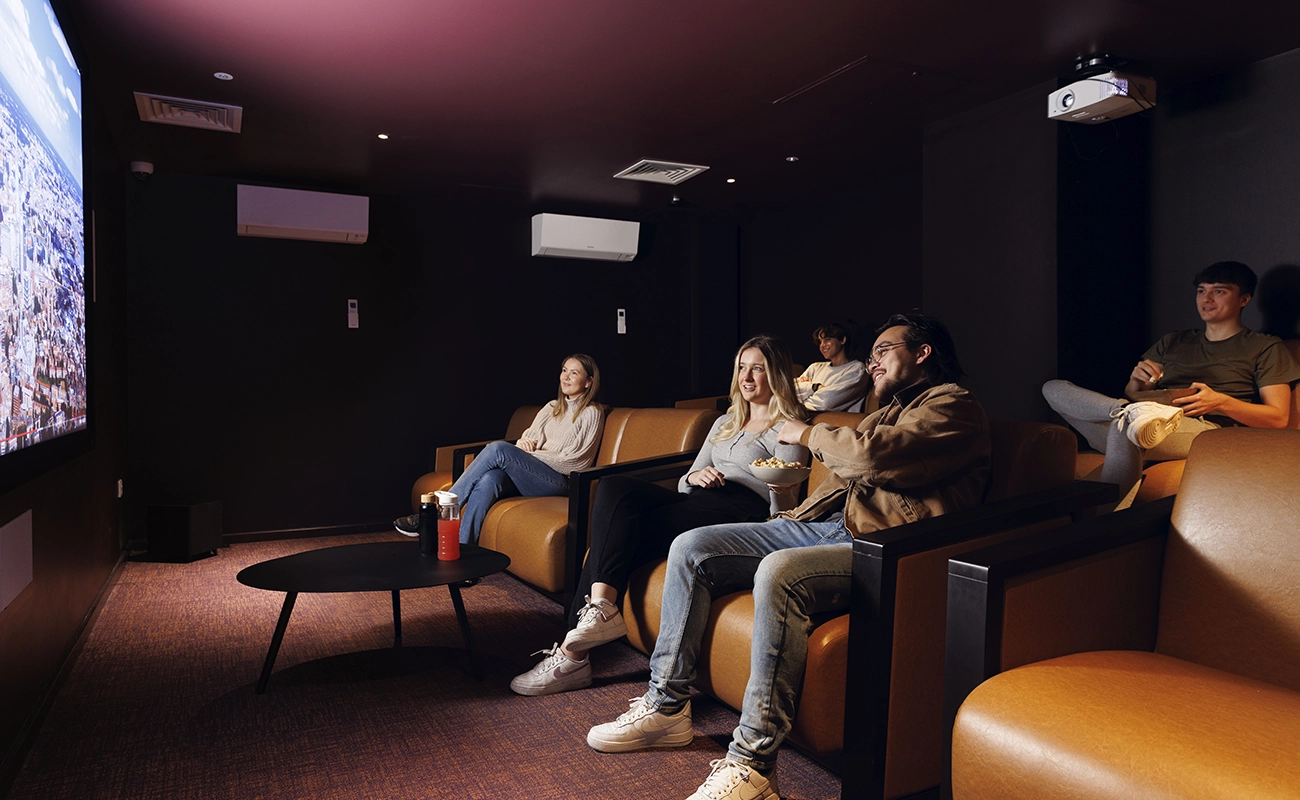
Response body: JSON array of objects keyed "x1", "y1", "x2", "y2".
[
  {"x1": 510, "y1": 672, "x2": 592, "y2": 697},
  {"x1": 563, "y1": 617, "x2": 629, "y2": 651},
  {"x1": 394, "y1": 524, "x2": 419, "y2": 538},
  {"x1": 586, "y1": 726, "x2": 693, "y2": 753}
]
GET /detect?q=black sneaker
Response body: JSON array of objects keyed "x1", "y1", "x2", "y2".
[{"x1": 393, "y1": 514, "x2": 419, "y2": 537}]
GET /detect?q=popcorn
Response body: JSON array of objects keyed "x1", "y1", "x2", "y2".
[{"x1": 751, "y1": 457, "x2": 804, "y2": 469}]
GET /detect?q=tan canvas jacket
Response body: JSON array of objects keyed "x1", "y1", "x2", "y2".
[{"x1": 778, "y1": 382, "x2": 991, "y2": 536}]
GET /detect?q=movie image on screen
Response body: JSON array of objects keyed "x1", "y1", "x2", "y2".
[{"x1": 0, "y1": 0, "x2": 86, "y2": 455}]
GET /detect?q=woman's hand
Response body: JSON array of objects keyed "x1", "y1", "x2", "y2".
[
  {"x1": 688, "y1": 466, "x2": 726, "y2": 488},
  {"x1": 517, "y1": 438, "x2": 539, "y2": 453}
]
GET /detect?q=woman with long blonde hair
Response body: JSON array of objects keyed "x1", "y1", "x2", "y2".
[
  {"x1": 394, "y1": 354, "x2": 604, "y2": 544},
  {"x1": 511, "y1": 335, "x2": 808, "y2": 696}
]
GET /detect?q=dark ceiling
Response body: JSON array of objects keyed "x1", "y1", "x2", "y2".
[{"x1": 64, "y1": 0, "x2": 1300, "y2": 215}]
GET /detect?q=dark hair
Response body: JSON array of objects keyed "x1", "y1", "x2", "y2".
[
  {"x1": 812, "y1": 322, "x2": 850, "y2": 347},
  {"x1": 877, "y1": 312, "x2": 965, "y2": 385},
  {"x1": 1193, "y1": 261, "x2": 1257, "y2": 297}
]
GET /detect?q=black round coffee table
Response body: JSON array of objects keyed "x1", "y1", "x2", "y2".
[{"x1": 237, "y1": 541, "x2": 510, "y2": 693}]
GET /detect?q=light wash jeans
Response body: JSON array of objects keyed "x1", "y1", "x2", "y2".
[
  {"x1": 644, "y1": 517, "x2": 853, "y2": 773},
  {"x1": 447, "y1": 440, "x2": 569, "y2": 544},
  {"x1": 1042, "y1": 379, "x2": 1219, "y2": 496}
]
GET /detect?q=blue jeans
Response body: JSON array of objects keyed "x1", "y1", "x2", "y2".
[
  {"x1": 447, "y1": 441, "x2": 570, "y2": 544},
  {"x1": 644, "y1": 517, "x2": 853, "y2": 772}
]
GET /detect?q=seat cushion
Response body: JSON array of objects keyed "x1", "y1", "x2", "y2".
[
  {"x1": 952, "y1": 649, "x2": 1300, "y2": 799},
  {"x1": 477, "y1": 495, "x2": 568, "y2": 592}
]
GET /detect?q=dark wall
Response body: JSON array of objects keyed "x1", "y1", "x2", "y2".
[
  {"x1": 1056, "y1": 113, "x2": 1150, "y2": 396},
  {"x1": 922, "y1": 81, "x2": 1059, "y2": 421},
  {"x1": 0, "y1": 95, "x2": 127, "y2": 782},
  {"x1": 124, "y1": 177, "x2": 733, "y2": 536},
  {"x1": 1151, "y1": 47, "x2": 1300, "y2": 341},
  {"x1": 738, "y1": 163, "x2": 924, "y2": 371}
]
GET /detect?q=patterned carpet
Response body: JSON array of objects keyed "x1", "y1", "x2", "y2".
[{"x1": 8, "y1": 533, "x2": 842, "y2": 799}]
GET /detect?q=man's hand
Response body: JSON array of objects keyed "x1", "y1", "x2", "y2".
[
  {"x1": 796, "y1": 375, "x2": 812, "y2": 384},
  {"x1": 517, "y1": 439, "x2": 538, "y2": 452},
  {"x1": 776, "y1": 420, "x2": 810, "y2": 445},
  {"x1": 1131, "y1": 359, "x2": 1164, "y2": 386},
  {"x1": 687, "y1": 466, "x2": 726, "y2": 488},
  {"x1": 1172, "y1": 382, "x2": 1230, "y2": 418}
]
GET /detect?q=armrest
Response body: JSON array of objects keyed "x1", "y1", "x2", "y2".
[
  {"x1": 840, "y1": 479, "x2": 1117, "y2": 799},
  {"x1": 939, "y1": 495, "x2": 1174, "y2": 799},
  {"x1": 434, "y1": 439, "x2": 495, "y2": 473},
  {"x1": 562, "y1": 450, "x2": 702, "y2": 607}
]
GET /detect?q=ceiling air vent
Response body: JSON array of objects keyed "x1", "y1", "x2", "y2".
[
  {"x1": 134, "y1": 92, "x2": 243, "y2": 133},
  {"x1": 613, "y1": 160, "x2": 709, "y2": 185}
]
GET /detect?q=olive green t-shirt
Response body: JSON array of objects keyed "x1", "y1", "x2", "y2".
[{"x1": 1143, "y1": 329, "x2": 1300, "y2": 414}]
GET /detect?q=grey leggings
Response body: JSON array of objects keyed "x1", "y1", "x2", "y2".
[{"x1": 1042, "y1": 380, "x2": 1219, "y2": 495}]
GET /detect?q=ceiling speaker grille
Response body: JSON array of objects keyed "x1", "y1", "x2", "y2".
[
  {"x1": 613, "y1": 160, "x2": 709, "y2": 185},
  {"x1": 134, "y1": 92, "x2": 243, "y2": 133}
]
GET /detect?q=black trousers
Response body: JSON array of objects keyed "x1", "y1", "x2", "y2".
[{"x1": 568, "y1": 473, "x2": 769, "y2": 626}]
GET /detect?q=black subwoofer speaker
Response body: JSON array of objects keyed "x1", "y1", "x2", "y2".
[{"x1": 147, "y1": 501, "x2": 223, "y2": 562}]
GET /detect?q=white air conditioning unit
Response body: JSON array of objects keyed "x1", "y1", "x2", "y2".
[
  {"x1": 237, "y1": 185, "x2": 369, "y2": 244},
  {"x1": 531, "y1": 213, "x2": 639, "y2": 261}
]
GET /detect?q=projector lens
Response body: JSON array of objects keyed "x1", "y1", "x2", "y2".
[{"x1": 1059, "y1": 91, "x2": 1075, "y2": 110}]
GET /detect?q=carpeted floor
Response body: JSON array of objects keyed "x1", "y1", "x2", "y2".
[{"x1": 8, "y1": 533, "x2": 842, "y2": 799}]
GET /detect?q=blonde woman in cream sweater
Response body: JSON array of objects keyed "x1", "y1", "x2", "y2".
[{"x1": 394, "y1": 354, "x2": 604, "y2": 544}]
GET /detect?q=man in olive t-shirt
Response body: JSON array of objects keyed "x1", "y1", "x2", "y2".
[{"x1": 1043, "y1": 261, "x2": 1300, "y2": 502}]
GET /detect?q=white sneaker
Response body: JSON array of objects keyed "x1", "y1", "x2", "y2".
[
  {"x1": 1111, "y1": 401, "x2": 1184, "y2": 449},
  {"x1": 563, "y1": 595, "x2": 628, "y2": 651},
  {"x1": 686, "y1": 758, "x2": 780, "y2": 800},
  {"x1": 509, "y1": 643, "x2": 591, "y2": 696},
  {"x1": 586, "y1": 697, "x2": 693, "y2": 753}
]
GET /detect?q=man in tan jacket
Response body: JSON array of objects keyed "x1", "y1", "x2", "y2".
[{"x1": 587, "y1": 312, "x2": 991, "y2": 800}]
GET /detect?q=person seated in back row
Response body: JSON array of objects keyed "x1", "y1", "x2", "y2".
[
  {"x1": 793, "y1": 322, "x2": 870, "y2": 412},
  {"x1": 1043, "y1": 261, "x2": 1300, "y2": 506}
]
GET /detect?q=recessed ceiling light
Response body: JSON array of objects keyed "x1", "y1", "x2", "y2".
[
  {"x1": 726, "y1": 178, "x2": 736, "y2": 183},
  {"x1": 786, "y1": 156, "x2": 799, "y2": 162},
  {"x1": 377, "y1": 134, "x2": 389, "y2": 140},
  {"x1": 213, "y1": 72, "x2": 233, "y2": 81}
]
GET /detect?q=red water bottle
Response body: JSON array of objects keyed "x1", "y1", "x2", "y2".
[{"x1": 435, "y1": 491, "x2": 460, "y2": 561}]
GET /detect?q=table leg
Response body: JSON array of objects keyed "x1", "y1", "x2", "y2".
[
  {"x1": 256, "y1": 591, "x2": 298, "y2": 694},
  {"x1": 392, "y1": 590, "x2": 402, "y2": 647},
  {"x1": 447, "y1": 584, "x2": 482, "y2": 681}
]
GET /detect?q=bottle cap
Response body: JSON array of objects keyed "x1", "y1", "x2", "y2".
[
  {"x1": 435, "y1": 490, "x2": 458, "y2": 506},
  {"x1": 420, "y1": 492, "x2": 436, "y2": 504}
]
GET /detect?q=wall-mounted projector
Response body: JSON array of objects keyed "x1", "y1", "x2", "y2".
[{"x1": 1047, "y1": 71, "x2": 1155, "y2": 124}]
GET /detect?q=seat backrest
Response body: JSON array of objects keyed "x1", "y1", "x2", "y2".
[
  {"x1": 1156, "y1": 427, "x2": 1300, "y2": 692},
  {"x1": 505, "y1": 405, "x2": 543, "y2": 440},
  {"x1": 984, "y1": 420, "x2": 1078, "y2": 502},
  {"x1": 595, "y1": 407, "x2": 721, "y2": 467},
  {"x1": 806, "y1": 411, "x2": 869, "y2": 494},
  {"x1": 1285, "y1": 339, "x2": 1300, "y2": 429}
]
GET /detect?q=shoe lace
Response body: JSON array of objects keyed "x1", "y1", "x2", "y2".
[
  {"x1": 696, "y1": 759, "x2": 751, "y2": 799},
  {"x1": 615, "y1": 696, "x2": 655, "y2": 724},
  {"x1": 575, "y1": 595, "x2": 612, "y2": 627},
  {"x1": 528, "y1": 643, "x2": 566, "y2": 672}
]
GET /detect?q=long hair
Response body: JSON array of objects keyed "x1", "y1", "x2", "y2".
[
  {"x1": 714, "y1": 335, "x2": 807, "y2": 441},
  {"x1": 552, "y1": 353, "x2": 601, "y2": 421},
  {"x1": 878, "y1": 313, "x2": 965, "y2": 385}
]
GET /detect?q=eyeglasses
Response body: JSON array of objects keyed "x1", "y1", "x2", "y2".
[{"x1": 866, "y1": 342, "x2": 907, "y2": 366}]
